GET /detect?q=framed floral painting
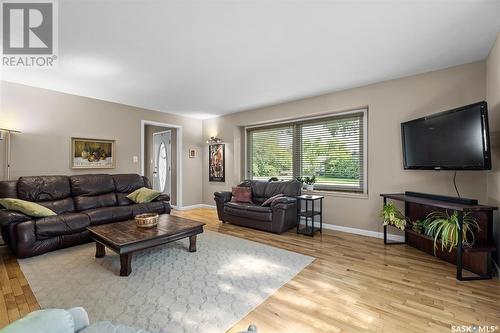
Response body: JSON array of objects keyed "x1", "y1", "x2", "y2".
[{"x1": 71, "y1": 137, "x2": 116, "y2": 169}]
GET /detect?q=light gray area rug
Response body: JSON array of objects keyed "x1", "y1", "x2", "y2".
[{"x1": 18, "y1": 230, "x2": 314, "y2": 333}]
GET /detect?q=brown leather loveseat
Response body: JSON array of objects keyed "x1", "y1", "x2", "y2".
[
  {"x1": 0, "y1": 174, "x2": 171, "y2": 258},
  {"x1": 214, "y1": 180, "x2": 301, "y2": 234}
]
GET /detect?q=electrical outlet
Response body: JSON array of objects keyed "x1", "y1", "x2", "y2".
[{"x1": 133, "y1": 156, "x2": 138, "y2": 163}]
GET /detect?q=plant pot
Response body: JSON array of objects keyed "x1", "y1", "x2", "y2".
[{"x1": 306, "y1": 184, "x2": 314, "y2": 191}]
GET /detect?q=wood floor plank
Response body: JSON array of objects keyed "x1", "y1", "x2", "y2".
[{"x1": 0, "y1": 207, "x2": 499, "y2": 332}]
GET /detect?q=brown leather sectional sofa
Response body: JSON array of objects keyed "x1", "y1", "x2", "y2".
[
  {"x1": 0, "y1": 174, "x2": 171, "y2": 258},
  {"x1": 214, "y1": 180, "x2": 301, "y2": 234}
]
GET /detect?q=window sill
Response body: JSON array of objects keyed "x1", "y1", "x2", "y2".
[{"x1": 302, "y1": 189, "x2": 369, "y2": 199}]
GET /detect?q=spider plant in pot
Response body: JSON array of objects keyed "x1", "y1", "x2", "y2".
[
  {"x1": 424, "y1": 211, "x2": 480, "y2": 255},
  {"x1": 304, "y1": 176, "x2": 316, "y2": 191},
  {"x1": 380, "y1": 202, "x2": 408, "y2": 230}
]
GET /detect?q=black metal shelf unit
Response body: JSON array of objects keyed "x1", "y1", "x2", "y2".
[{"x1": 296, "y1": 195, "x2": 324, "y2": 237}]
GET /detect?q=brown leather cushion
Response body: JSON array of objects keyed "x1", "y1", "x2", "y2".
[
  {"x1": 35, "y1": 213, "x2": 90, "y2": 239},
  {"x1": 84, "y1": 206, "x2": 133, "y2": 225},
  {"x1": 224, "y1": 202, "x2": 272, "y2": 222},
  {"x1": 18, "y1": 176, "x2": 71, "y2": 202},
  {"x1": 0, "y1": 181, "x2": 18, "y2": 199},
  {"x1": 112, "y1": 174, "x2": 148, "y2": 193},
  {"x1": 231, "y1": 187, "x2": 252, "y2": 203},
  {"x1": 264, "y1": 180, "x2": 301, "y2": 197},
  {"x1": 70, "y1": 174, "x2": 115, "y2": 196},
  {"x1": 38, "y1": 197, "x2": 75, "y2": 214},
  {"x1": 116, "y1": 192, "x2": 134, "y2": 206},
  {"x1": 74, "y1": 192, "x2": 117, "y2": 211}
]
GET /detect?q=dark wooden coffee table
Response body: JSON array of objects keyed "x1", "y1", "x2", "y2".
[{"x1": 87, "y1": 214, "x2": 205, "y2": 276}]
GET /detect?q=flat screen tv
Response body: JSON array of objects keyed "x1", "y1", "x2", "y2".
[{"x1": 401, "y1": 101, "x2": 491, "y2": 170}]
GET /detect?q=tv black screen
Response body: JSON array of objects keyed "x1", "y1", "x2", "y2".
[{"x1": 401, "y1": 101, "x2": 491, "y2": 170}]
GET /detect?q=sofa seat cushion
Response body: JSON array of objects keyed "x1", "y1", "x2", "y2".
[
  {"x1": 224, "y1": 202, "x2": 272, "y2": 222},
  {"x1": 35, "y1": 213, "x2": 90, "y2": 239},
  {"x1": 131, "y1": 201, "x2": 166, "y2": 216},
  {"x1": 85, "y1": 206, "x2": 133, "y2": 226}
]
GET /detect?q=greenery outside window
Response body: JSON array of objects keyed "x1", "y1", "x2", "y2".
[{"x1": 246, "y1": 109, "x2": 367, "y2": 193}]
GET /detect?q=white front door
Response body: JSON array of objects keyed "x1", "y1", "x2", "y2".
[{"x1": 152, "y1": 131, "x2": 171, "y2": 195}]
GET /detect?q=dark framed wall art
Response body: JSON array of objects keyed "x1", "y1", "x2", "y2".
[{"x1": 209, "y1": 143, "x2": 225, "y2": 182}]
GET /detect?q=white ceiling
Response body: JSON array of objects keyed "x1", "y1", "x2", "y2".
[{"x1": 2, "y1": 0, "x2": 500, "y2": 119}]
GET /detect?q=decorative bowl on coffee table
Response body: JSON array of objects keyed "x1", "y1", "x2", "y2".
[{"x1": 135, "y1": 213, "x2": 159, "y2": 228}]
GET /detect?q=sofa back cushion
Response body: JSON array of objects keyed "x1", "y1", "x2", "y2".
[
  {"x1": 16, "y1": 176, "x2": 75, "y2": 214},
  {"x1": 112, "y1": 174, "x2": 148, "y2": 193},
  {"x1": 265, "y1": 180, "x2": 301, "y2": 198},
  {"x1": 238, "y1": 180, "x2": 301, "y2": 203},
  {"x1": 112, "y1": 174, "x2": 150, "y2": 206},
  {"x1": 70, "y1": 174, "x2": 117, "y2": 211},
  {"x1": 18, "y1": 176, "x2": 71, "y2": 201},
  {"x1": 0, "y1": 180, "x2": 18, "y2": 199}
]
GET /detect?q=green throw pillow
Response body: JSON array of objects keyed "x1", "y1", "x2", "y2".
[
  {"x1": 126, "y1": 187, "x2": 161, "y2": 203},
  {"x1": 0, "y1": 198, "x2": 57, "y2": 217}
]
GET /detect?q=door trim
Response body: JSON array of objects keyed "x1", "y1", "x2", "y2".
[{"x1": 141, "y1": 120, "x2": 182, "y2": 208}]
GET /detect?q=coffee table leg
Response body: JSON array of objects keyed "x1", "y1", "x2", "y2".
[
  {"x1": 120, "y1": 253, "x2": 132, "y2": 276},
  {"x1": 95, "y1": 242, "x2": 105, "y2": 258},
  {"x1": 189, "y1": 235, "x2": 197, "y2": 252}
]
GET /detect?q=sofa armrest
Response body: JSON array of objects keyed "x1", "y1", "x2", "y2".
[
  {"x1": 154, "y1": 194, "x2": 170, "y2": 202},
  {"x1": 214, "y1": 191, "x2": 232, "y2": 222},
  {"x1": 214, "y1": 191, "x2": 232, "y2": 203},
  {"x1": 271, "y1": 197, "x2": 298, "y2": 234},
  {"x1": 0, "y1": 209, "x2": 31, "y2": 227}
]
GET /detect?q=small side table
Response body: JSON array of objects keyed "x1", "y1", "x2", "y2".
[{"x1": 296, "y1": 194, "x2": 324, "y2": 236}]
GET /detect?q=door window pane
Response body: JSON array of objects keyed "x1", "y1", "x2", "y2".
[{"x1": 158, "y1": 142, "x2": 167, "y2": 192}]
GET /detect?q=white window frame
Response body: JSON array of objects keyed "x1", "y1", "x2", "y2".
[{"x1": 244, "y1": 107, "x2": 368, "y2": 195}]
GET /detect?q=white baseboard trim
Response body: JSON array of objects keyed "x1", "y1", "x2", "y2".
[
  {"x1": 172, "y1": 204, "x2": 216, "y2": 211},
  {"x1": 308, "y1": 221, "x2": 405, "y2": 242}
]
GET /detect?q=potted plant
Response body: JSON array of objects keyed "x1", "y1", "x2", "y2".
[
  {"x1": 304, "y1": 176, "x2": 316, "y2": 191},
  {"x1": 423, "y1": 211, "x2": 480, "y2": 255},
  {"x1": 411, "y1": 219, "x2": 426, "y2": 233},
  {"x1": 380, "y1": 202, "x2": 407, "y2": 230}
]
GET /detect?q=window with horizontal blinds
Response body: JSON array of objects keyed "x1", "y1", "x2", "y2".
[
  {"x1": 246, "y1": 110, "x2": 366, "y2": 193},
  {"x1": 247, "y1": 125, "x2": 294, "y2": 180}
]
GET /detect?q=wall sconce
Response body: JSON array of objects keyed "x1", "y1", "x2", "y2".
[
  {"x1": 0, "y1": 128, "x2": 22, "y2": 180},
  {"x1": 206, "y1": 136, "x2": 222, "y2": 144}
]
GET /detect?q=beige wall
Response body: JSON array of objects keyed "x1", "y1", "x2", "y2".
[
  {"x1": 202, "y1": 62, "x2": 488, "y2": 234},
  {"x1": 486, "y1": 33, "x2": 500, "y2": 264},
  {"x1": 0, "y1": 81, "x2": 203, "y2": 207}
]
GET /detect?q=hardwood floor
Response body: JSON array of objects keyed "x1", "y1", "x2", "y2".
[{"x1": 1, "y1": 207, "x2": 499, "y2": 332}]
